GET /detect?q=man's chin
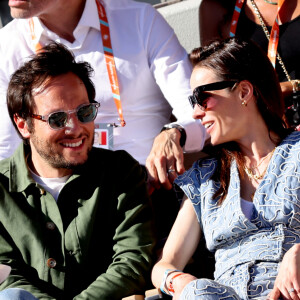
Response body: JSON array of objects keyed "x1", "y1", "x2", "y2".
[
  {"x1": 54, "y1": 157, "x2": 88, "y2": 170},
  {"x1": 10, "y1": 10, "x2": 31, "y2": 19}
]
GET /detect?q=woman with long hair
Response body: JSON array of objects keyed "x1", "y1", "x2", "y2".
[
  {"x1": 199, "y1": 0, "x2": 300, "y2": 127},
  {"x1": 151, "y1": 38, "x2": 299, "y2": 299}
]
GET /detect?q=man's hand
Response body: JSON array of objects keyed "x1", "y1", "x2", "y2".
[
  {"x1": 268, "y1": 244, "x2": 300, "y2": 300},
  {"x1": 146, "y1": 128, "x2": 185, "y2": 193}
]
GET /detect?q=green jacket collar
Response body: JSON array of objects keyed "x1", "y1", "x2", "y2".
[
  {"x1": 8, "y1": 144, "x2": 36, "y2": 193},
  {"x1": 6, "y1": 144, "x2": 107, "y2": 193}
]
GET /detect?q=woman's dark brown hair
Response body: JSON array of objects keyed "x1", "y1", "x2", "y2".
[{"x1": 189, "y1": 37, "x2": 291, "y2": 204}]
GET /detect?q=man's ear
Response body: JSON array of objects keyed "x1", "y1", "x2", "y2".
[
  {"x1": 238, "y1": 80, "x2": 254, "y2": 106},
  {"x1": 13, "y1": 114, "x2": 31, "y2": 139}
]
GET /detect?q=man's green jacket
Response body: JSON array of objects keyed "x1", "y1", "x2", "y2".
[{"x1": 0, "y1": 145, "x2": 155, "y2": 299}]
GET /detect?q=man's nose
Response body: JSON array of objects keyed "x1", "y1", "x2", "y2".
[{"x1": 64, "y1": 114, "x2": 81, "y2": 134}]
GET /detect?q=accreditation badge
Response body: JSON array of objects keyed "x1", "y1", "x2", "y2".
[{"x1": 93, "y1": 123, "x2": 114, "y2": 150}]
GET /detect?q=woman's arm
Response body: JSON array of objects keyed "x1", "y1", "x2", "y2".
[
  {"x1": 151, "y1": 196, "x2": 201, "y2": 298},
  {"x1": 280, "y1": 81, "x2": 300, "y2": 99},
  {"x1": 199, "y1": 0, "x2": 230, "y2": 46}
]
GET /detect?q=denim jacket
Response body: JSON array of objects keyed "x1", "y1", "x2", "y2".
[{"x1": 175, "y1": 131, "x2": 300, "y2": 298}]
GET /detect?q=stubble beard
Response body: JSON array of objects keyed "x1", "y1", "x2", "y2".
[{"x1": 30, "y1": 135, "x2": 94, "y2": 170}]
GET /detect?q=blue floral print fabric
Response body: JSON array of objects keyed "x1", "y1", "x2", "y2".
[{"x1": 175, "y1": 131, "x2": 300, "y2": 299}]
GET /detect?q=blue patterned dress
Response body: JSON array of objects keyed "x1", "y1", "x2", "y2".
[{"x1": 174, "y1": 132, "x2": 300, "y2": 300}]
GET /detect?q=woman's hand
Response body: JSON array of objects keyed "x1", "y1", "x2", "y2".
[
  {"x1": 268, "y1": 244, "x2": 300, "y2": 300},
  {"x1": 172, "y1": 273, "x2": 197, "y2": 300}
]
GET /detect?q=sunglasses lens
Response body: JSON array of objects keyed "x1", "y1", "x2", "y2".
[
  {"x1": 77, "y1": 104, "x2": 97, "y2": 123},
  {"x1": 188, "y1": 96, "x2": 196, "y2": 108},
  {"x1": 191, "y1": 91, "x2": 210, "y2": 109},
  {"x1": 198, "y1": 93, "x2": 210, "y2": 106},
  {"x1": 48, "y1": 112, "x2": 68, "y2": 129}
]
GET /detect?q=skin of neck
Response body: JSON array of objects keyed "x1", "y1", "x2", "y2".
[
  {"x1": 39, "y1": 0, "x2": 86, "y2": 43},
  {"x1": 235, "y1": 103, "x2": 278, "y2": 166},
  {"x1": 28, "y1": 149, "x2": 73, "y2": 178}
]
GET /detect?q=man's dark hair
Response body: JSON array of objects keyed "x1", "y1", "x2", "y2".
[{"x1": 7, "y1": 42, "x2": 96, "y2": 140}]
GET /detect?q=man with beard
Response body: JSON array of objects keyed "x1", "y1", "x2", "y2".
[
  {"x1": 0, "y1": 42, "x2": 155, "y2": 300},
  {"x1": 0, "y1": 0, "x2": 206, "y2": 177}
]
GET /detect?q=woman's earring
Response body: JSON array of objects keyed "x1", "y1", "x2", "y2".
[{"x1": 242, "y1": 100, "x2": 247, "y2": 107}]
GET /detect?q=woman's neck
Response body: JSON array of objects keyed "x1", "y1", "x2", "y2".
[
  {"x1": 246, "y1": 0, "x2": 300, "y2": 26},
  {"x1": 238, "y1": 131, "x2": 278, "y2": 167}
]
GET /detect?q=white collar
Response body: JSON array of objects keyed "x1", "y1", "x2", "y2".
[{"x1": 30, "y1": 0, "x2": 100, "y2": 46}]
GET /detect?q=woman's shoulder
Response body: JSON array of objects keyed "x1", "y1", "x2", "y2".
[
  {"x1": 279, "y1": 131, "x2": 300, "y2": 147},
  {"x1": 275, "y1": 131, "x2": 300, "y2": 161},
  {"x1": 175, "y1": 156, "x2": 218, "y2": 187},
  {"x1": 189, "y1": 156, "x2": 217, "y2": 174}
]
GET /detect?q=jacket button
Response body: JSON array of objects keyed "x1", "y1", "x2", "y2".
[
  {"x1": 47, "y1": 258, "x2": 56, "y2": 268},
  {"x1": 46, "y1": 222, "x2": 55, "y2": 230}
]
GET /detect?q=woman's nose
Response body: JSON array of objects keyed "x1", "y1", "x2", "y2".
[{"x1": 192, "y1": 104, "x2": 206, "y2": 120}]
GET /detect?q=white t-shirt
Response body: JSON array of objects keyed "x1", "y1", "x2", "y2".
[
  {"x1": 30, "y1": 171, "x2": 70, "y2": 202},
  {"x1": 0, "y1": 0, "x2": 205, "y2": 164},
  {"x1": 241, "y1": 198, "x2": 254, "y2": 220}
]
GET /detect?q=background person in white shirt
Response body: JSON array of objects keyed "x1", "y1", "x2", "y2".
[{"x1": 0, "y1": 0, "x2": 206, "y2": 190}]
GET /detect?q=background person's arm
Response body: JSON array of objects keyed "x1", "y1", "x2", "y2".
[
  {"x1": 199, "y1": 0, "x2": 230, "y2": 46},
  {"x1": 0, "y1": 53, "x2": 22, "y2": 161},
  {"x1": 143, "y1": 4, "x2": 206, "y2": 191}
]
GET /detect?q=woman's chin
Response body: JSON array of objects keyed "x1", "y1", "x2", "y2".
[{"x1": 210, "y1": 136, "x2": 223, "y2": 147}]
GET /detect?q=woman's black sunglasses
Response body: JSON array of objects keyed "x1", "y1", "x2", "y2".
[
  {"x1": 188, "y1": 81, "x2": 238, "y2": 110},
  {"x1": 30, "y1": 102, "x2": 100, "y2": 130}
]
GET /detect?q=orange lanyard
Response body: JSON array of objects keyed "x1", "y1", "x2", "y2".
[
  {"x1": 95, "y1": 0, "x2": 126, "y2": 127},
  {"x1": 28, "y1": 18, "x2": 42, "y2": 52},
  {"x1": 230, "y1": 0, "x2": 284, "y2": 68},
  {"x1": 29, "y1": 0, "x2": 126, "y2": 127},
  {"x1": 229, "y1": 0, "x2": 245, "y2": 37},
  {"x1": 267, "y1": 0, "x2": 284, "y2": 68}
]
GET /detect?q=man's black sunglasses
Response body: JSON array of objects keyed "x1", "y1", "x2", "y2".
[{"x1": 188, "y1": 81, "x2": 238, "y2": 110}]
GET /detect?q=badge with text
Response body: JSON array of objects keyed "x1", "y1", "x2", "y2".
[{"x1": 93, "y1": 123, "x2": 113, "y2": 150}]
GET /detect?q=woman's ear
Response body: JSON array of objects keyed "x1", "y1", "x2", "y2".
[
  {"x1": 238, "y1": 80, "x2": 254, "y2": 106},
  {"x1": 14, "y1": 114, "x2": 31, "y2": 139}
]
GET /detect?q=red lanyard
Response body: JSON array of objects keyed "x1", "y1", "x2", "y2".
[
  {"x1": 230, "y1": 0, "x2": 284, "y2": 69},
  {"x1": 268, "y1": 0, "x2": 284, "y2": 68},
  {"x1": 229, "y1": 0, "x2": 245, "y2": 37},
  {"x1": 29, "y1": 0, "x2": 126, "y2": 127}
]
